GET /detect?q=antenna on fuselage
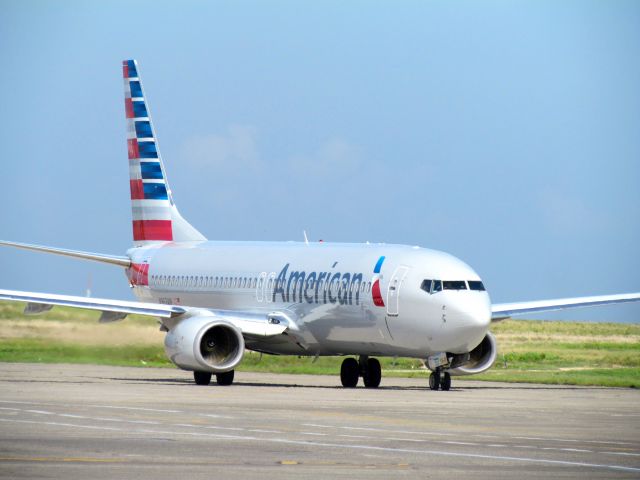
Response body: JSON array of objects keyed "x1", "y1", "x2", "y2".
[{"x1": 303, "y1": 230, "x2": 309, "y2": 245}]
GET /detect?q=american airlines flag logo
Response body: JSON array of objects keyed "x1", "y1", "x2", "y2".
[
  {"x1": 372, "y1": 256, "x2": 385, "y2": 307},
  {"x1": 123, "y1": 60, "x2": 173, "y2": 242}
]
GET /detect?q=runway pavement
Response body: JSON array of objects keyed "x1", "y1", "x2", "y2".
[{"x1": 0, "y1": 363, "x2": 638, "y2": 479}]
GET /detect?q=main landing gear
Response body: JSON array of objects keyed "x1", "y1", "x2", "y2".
[
  {"x1": 340, "y1": 356, "x2": 382, "y2": 388},
  {"x1": 428, "y1": 368, "x2": 451, "y2": 391},
  {"x1": 193, "y1": 370, "x2": 235, "y2": 386}
]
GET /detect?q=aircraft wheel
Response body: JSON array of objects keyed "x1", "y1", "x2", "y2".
[
  {"x1": 429, "y1": 371, "x2": 440, "y2": 391},
  {"x1": 363, "y1": 358, "x2": 382, "y2": 388},
  {"x1": 440, "y1": 372, "x2": 451, "y2": 391},
  {"x1": 216, "y1": 370, "x2": 235, "y2": 386},
  {"x1": 194, "y1": 371, "x2": 212, "y2": 386},
  {"x1": 340, "y1": 358, "x2": 359, "y2": 388}
]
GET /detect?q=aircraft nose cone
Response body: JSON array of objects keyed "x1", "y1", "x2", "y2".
[
  {"x1": 444, "y1": 293, "x2": 492, "y2": 351},
  {"x1": 450, "y1": 294, "x2": 491, "y2": 327}
]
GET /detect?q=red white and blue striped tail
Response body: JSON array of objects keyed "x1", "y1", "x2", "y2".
[{"x1": 123, "y1": 60, "x2": 205, "y2": 246}]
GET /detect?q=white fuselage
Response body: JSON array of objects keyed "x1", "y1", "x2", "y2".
[{"x1": 128, "y1": 241, "x2": 492, "y2": 359}]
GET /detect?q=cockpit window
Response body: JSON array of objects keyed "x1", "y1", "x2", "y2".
[
  {"x1": 420, "y1": 279, "x2": 442, "y2": 293},
  {"x1": 468, "y1": 280, "x2": 485, "y2": 291},
  {"x1": 442, "y1": 280, "x2": 467, "y2": 290}
]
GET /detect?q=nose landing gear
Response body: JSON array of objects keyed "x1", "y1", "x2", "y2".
[
  {"x1": 429, "y1": 368, "x2": 451, "y2": 391},
  {"x1": 340, "y1": 356, "x2": 382, "y2": 388}
]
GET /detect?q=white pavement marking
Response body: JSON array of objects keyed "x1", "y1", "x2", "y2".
[
  {"x1": 0, "y1": 418, "x2": 122, "y2": 432},
  {"x1": 512, "y1": 435, "x2": 633, "y2": 446},
  {"x1": 0, "y1": 400, "x2": 182, "y2": 414},
  {"x1": 90, "y1": 405, "x2": 182, "y2": 413},
  {"x1": 2, "y1": 400, "x2": 636, "y2": 451},
  {"x1": 302, "y1": 421, "x2": 638, "y2": 448},
  {"x1": 302, "y1": 423, "x2": 456, "y2": 437},
  {"x1": 1, "y1": 416, "x2": 639, "y2": 473},
  {"x1": 3, "y1": 401, "x2": 639, "y2": 461}
]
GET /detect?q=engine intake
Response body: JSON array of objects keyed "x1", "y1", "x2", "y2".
[
  {"x1": 448, "y1": 332, "x2": 497, "y2": 376},
  {"x1": 165, "y1": 315, "x2": 245, "y2": 373}
]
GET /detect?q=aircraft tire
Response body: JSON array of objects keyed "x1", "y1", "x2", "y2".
[
  {"x1": 440, "y1": 372, "x2": 451, "y2": 391},
  {"x1": 216, "y1": 370, "x2": 235, "y2": 386},
  {"x1": 429, "y1": 372, "x2": 440, "y2": 391},
  {"x1": 363, "y1": 358, "x2": 382, "y2": 388},
  {"x1": 340, "y1": 358, "x2": 359, "y2": 388},
  {"x1": 194, "y1": 371, "x2": 212, "y2": 386}
]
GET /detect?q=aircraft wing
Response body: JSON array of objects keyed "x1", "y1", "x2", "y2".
[
  {"x1": 491, "y1": 292, "x2": 640, "y2": 321},
  {"x1": 0, "y1": 289, "x2": 287, "y2": 337}
]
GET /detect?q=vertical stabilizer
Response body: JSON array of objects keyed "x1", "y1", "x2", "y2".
[{"x1": 122, "y1": 59, "x2": 206, "y2": 246}]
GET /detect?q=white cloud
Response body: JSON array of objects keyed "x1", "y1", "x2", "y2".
[
  {"x1": 288, "y1": 137, "x2": 362, "y2": 177},
  {"x1": 181, "y1": 124, "x2": 262, "y2": 173},
  {"x1": 536, "y1": 188, "x2": 609, "y2": 234}
]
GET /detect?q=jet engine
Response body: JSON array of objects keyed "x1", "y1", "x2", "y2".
[
  {"x1": 164, "y1": 315, "x2": 245, "y2": 373},
  {"x1": 448, "y1": 332, "x2": 497, "y2": 376}
]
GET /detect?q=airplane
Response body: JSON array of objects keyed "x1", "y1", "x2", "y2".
[{"x1": 1, "y1": 60, "x2": 639, "y2": 391}]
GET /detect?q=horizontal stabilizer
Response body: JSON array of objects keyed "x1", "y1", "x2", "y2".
[
  {"x1": 0, "y1": 240, "x2": 130, "y2": 267},
  {"x1": 491, "y1": 292, "x2": 640, "y2": 321}
]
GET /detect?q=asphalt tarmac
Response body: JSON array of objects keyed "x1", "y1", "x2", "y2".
[{"x1": 0, "y1": 363, "x2": 638, "y2": 479}]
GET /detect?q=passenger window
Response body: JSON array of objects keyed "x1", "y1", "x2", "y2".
[
  {"x1": 468, "y1": 280, "x2": 485, "y2": 291},
  {"x1": 443, "y1": 280, "x2": 467, "y2": 290}
]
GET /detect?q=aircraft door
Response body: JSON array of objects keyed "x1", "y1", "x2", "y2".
[{"x1": 386, "y1": 266, "x2": 409, "y2": 316}]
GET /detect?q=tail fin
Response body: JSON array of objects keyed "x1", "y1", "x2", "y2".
[{"x1": 122, "y1": 59, "x2": 206, "y2": 246}]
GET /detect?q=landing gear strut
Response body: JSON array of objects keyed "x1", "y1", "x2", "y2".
[
  {"x1": 193, "y1": 370, "x2": 235, "y2": 386},
  {"x1": 339, "y1": 356, "x2": 382, "y2": 388},
  {"x1": 429, "y1": 369, "x2": 451, "y2": 391}
]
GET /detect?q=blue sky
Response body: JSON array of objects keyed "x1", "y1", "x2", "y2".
[{"x1": 0, "y1": 0, "x2": 638, "y2": 322}]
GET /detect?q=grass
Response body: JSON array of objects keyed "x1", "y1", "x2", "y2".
[{"x1": 0, "y1": 301, "x2": 638, "y2": 387}]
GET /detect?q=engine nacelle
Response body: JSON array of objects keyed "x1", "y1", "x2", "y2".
[
  {"x1": 448, "y1": 332, "x2": 497, "y2": 376},
  {"x1": 164, "y1": 315, "x2": 245, "y2": 373}
]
